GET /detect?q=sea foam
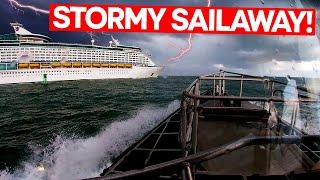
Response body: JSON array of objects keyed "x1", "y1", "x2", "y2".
[{"x1": 0, "y1": 100, "x2": 180, "y2": 180}]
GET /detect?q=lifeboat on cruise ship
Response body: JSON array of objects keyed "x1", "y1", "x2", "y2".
[
  {"x1": 92, "y1": 63, "x2": 101, "y2": 68},
  {"x1": 73, "y1": 62, "x2": 82, "y2": 68},
  {"x1": 101, "y1": 64, "x2": 109, "y2": 68},
  {"x1": 62, "y1": 62, "x2": 72, "y2": 68},
  {"x1": 29, "y1": 63, "x2": 40, "y2": 69},
  {"x1": 125, "y1": 64, "x2": 133, "y2": 68},
  {"x1": 52, "y1": 63, "x2": 61, "y2": 68},
  {"x1": 109, "y1": 64, "x2": 117, "y2": 68},
  {"x1": 83, "y1": 63, "x2": 91, "y2": 68},
  {"x1": 117, "y1": 64, "x2": 125, "y2": 68},
  {"x1": 41, "y1": 63, "x2": 50, "y2": 67},
  {"x1": 18, "y1": 63, "x2": 28, "y2": 69}
]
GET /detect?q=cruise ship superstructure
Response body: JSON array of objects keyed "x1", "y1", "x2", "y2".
[{"x1": 0, "y1": 23, "x2": 163, "y2": 84}]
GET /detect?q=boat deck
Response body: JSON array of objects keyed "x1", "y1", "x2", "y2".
[
  {"x1": 197, "y1": 100, "x2": 312, "y2": 176},
  {"x1": 101, "y1": 110, "x2": 183, "y2": 177},
  {"x1": 99, "y1": 101, "x2": 319, "y2": 179},
  {"x1": 94, "y1": 71, "x2": 320, "y2": 180}
]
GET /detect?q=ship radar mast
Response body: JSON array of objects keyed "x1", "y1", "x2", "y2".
[
  {"x1": 9, "y1": 22, "x2": 51, "y2": 43},
  {"x1": 10, "y1": 22, "x2": 33, "y2": 35},
  {"x1": 110, "y1": 35, "x2": 120, "y2": 46}
]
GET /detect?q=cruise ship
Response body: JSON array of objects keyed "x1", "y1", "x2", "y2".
[{"x1": 0, "y1": 23, "x2": 163, "y2": 84}]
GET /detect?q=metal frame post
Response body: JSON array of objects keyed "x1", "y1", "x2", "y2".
[
  {"x1": 240, "y1": 76, "x2": 243, "y2": 97},
  {"x1": 181, "y1": 98, "x2": 187, "y2": 152}
]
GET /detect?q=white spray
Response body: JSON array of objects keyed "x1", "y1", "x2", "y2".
[{"x1": 0, "y1": 100, "x2": 180, "y2": 180}]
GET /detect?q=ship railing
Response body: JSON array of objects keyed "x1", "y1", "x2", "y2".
[
  {"x1": 90, "y1": 135, "x2": 320, "y2": 180},
  {"x1": 180, "y1": 70, "x2": 319, "y2": 158},
  {"x1": 90, "y1": 71, "x2": 320, "y2": 180}
]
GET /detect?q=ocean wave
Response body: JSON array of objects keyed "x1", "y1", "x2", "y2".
[{"x1": 0, "y1": 100, "x2": 180, "y2": 180}]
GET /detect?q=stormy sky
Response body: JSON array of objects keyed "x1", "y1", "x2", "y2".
[{"x1": 0, "y1": 0, "x2": 319, "y2": 77}]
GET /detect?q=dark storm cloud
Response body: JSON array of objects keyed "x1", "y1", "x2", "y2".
[
  {"x1": 0, "y1": 0, "x2": 319, "y2": 76},
  {"x1": 0, "y1": 0, "x2": 206, "y2": 44}
]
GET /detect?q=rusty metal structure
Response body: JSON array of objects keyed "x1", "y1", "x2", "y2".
[{"x1": 87, "y1": 70, "x2": 320, "y2": 180}]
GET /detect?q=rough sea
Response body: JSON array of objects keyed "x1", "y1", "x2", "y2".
[
  {"x1": 0, "y1": 77, "x2": 193, "y2": 179},
  {"x1": 0, "y1": 76, "x2": 319, "y2": 180}
]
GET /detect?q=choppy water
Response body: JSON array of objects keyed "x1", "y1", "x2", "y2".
[
  {"x1": 0, "y1": 77, "x2": 194, "y2": 180},
  {"x1": 0, "y1": 76, "x2": 319, "y2": 180}
]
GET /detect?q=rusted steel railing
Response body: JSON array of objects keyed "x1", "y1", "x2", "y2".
[
  {"x1": 179, "y1": 70, "x2": 319, "y2": 161},
  {"x1": 93, "y1": 70, "x2": 319, "y2": 180},
  {"x1": 87, "y1": 136, "x2": 320, "y2": 180}
]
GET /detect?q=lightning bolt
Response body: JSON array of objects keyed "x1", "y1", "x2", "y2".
[
  {"x1": 208, "y1": 0, "x2": 212, "y2": 7},
  {"x1": 8, "y1": 0, "x2": 49, "y2": 14},
  {"x1": 168, "y1": 34, "x2": 193, "y2": 62},
  {"x1": 6, "y1": 0, "x2": 116, "y2": 46},
  {"x1": 7, "y1": 0, "x2": 213, "y2": 60},
  {"x1": 166, "y1": 0, "x2": 211, "y2": 63}
]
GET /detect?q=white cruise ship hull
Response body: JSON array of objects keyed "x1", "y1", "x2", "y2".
[{"x1": 0, "y1": 66, "x2": 163, "y2": 85}]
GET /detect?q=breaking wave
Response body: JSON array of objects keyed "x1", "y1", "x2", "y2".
[{"x1": 0, "y1": 100, "x2": 180, "y2": 180}]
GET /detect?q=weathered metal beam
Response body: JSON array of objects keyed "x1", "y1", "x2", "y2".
[
  {"x1": 199, "y1": 76, "x2": 266, "y2": 82},
  {"x1": 86, "y1": 136, "x2": 320, "y2": 180},
  {"x1": 101, "y1": 109, "x2": 180, "y2": 176},
  {"x1": 152, "y1": 132, "x2": 179, "y2": 135},
  {"x1": 199, "y1": 107, "x2": 263, "y2": 110},
  {"x1": 135, "y1": 148, "x2": 182, "y2": 152},
  {"x1": 220, "y1": 70, "x2": 265, "y2": 79},
  {"x1": 240, "y1": 76, "x2": 243, "y2": 97},
  {"x1": 191, "y1": 81, "x2": 200, "y2": 154},
  {"x1": 181, "y1": 163, "x2": 193, "y2": 180},
  {"x1": 300, "y1": 143, "x2": 320, "y2": 160},
  {"x1": 184, "y1": 94, "x2": 319, "y2": 103},
  {"x1": 180, "y1": 100, "x2": 187, "y2": 152},
  {"x1": 143, "y1": 120, "x2": 170, "y2": 166},
  {"x1": 186, "y1": 79, "x2": 198, "y2": 92}
]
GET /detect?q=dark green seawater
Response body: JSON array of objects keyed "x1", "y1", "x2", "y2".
[
  {"x1": 0, "y1": 77, "x2": 194, "y2": 179},
  {"x1": 0, "y1": 76, "x2": 319, "y2": 180}
]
